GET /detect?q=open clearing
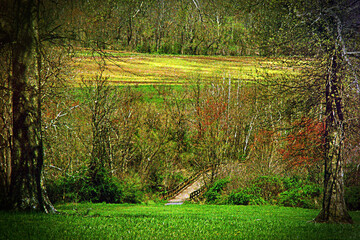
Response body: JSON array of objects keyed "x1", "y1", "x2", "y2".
[
  {"x1": 1, "y1": 203, "x2": 359, "y2": 239},
  {"x1": 71, "y1": 50, "x2": 297, "y2": 85}
]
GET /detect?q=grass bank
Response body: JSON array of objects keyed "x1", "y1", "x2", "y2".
[{"x1": 1, "y1": 203, "x2": 359, "y2": 239}]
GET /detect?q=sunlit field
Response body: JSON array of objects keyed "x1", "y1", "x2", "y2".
[
  {"x1": 71, "y1": 49, "x2": 298, "y2": 85},
  {"x1": 1, "y1": 203, "x2": 359, "y2": 239}
]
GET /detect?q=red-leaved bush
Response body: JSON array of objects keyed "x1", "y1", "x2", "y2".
[{"x1": 279, "y1": 117, "x2": 324, "y2": 169}]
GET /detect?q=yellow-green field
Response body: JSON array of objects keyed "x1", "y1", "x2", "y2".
[{"x1": 72, "y1": 50, "x2": 298, "y2": 85}]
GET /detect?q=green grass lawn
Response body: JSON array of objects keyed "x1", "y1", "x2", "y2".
[{"x1": 1, "y1": 203, "x2": 359, "y2": 239}]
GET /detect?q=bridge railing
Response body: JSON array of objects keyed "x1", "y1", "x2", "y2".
[
  {"x1": 162, "y1": 168, "x2": 211, "y2": 200},
  {"x1": 189, "y1": 166, "x2": 222, "y2": 201},
  {"x1": 189, "y1": 185, "x2": 207, "y2": 201}
]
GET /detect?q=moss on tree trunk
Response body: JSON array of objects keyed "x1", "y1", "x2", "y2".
[
  {"x1": 314, "y1": 52, "x2": 352, "y2": 224},
  {"x1": 4, "y1": 0, "x2": 56, "y2": 213}
]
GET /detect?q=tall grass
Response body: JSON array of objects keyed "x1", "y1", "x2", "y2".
[{"x1": 1, "y1": 203, "x2": 359, "y2": 239}]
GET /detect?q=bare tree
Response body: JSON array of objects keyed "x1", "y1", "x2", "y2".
[{"x1": 246, "y1": 0, "x2": 359, "y2": 223}]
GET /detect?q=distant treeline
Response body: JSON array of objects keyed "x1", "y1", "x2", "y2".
[{"x1": 61, "y1": 0, "x2": 308, "y2": 56}]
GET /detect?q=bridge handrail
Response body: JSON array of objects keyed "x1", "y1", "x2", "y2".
[
  {"x1": 163, "y1": 167, "x2": 211, "y2": 200},
  {"x1": 189, "y1": 185, "x2": 207, "y2": 201}
]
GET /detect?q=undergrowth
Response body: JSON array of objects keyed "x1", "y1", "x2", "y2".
[{"x1": 204, "y1": 176, "x2": 322, "y2": 209}]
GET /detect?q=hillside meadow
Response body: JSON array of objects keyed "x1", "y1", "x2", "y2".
[{"x1": 70, "y1": 49, "x2": 299, "y2": 85}]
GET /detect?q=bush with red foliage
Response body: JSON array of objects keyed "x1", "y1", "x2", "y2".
[
  {"x1": 279, "y1": 117, "x2": 324, "y2": 169},
  {"x1": 195, "y1": 96, "x2": 228, "y2": 139}
]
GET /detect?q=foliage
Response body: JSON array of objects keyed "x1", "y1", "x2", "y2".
[
  {"x1": 279, "y1": 117, "x2": 324, "y2": 169},
  {"x1": 195, "y1": 96, "x2": 228, "y2": 136},
  {"x1": 278, "y1": 176, "x2": 321, "y2": 208},
  {"x1": 224, "y1": 175, "x2": 322, "y2": 209},
  {"x1": 279, "y1": 185, "x2": 322, "y2": 209},
  {"x1": 204, "y1": 178, "x2": 229, "y2": 204},
  {"x1": 46, "y1": 167, "x2": 144, "y2": 204},
  {"x1": 1, "y1": 203, "x2": 360, "y2": 239},
  {"x1": 46, "y1": 167, "x2": 121, "y2": 203},
  {"x1": 345, "y1": 186, "x2": 360, "y2": 211},
  {"x1": 146, "y1": 170, "x2": 165, "y2": 193},
  {"x1": 164, "y1": 172, "x2": 185, "y2": 191},
  {"x1": 249, "y1": 128, "x2": 283, "y2": 176},
  {"x1": 120, "y1": 175, "x2": 144, "y2": 204},
  {"x1": 227, "y1": 187, "x2": 266, "y2": 205},
  {"x1": 251, "y1": 176, "x2": 285, "y2": 202},
  {"x1": 225, "y1": 176, "x2": 282, "y2": 206}
]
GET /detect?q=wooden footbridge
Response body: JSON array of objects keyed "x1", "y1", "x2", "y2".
[{"x1": 163, "y1": 168, "x2": 214, "y2": 205}]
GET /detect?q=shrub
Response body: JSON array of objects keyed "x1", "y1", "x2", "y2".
[
  {"x1": 279, "y1": 183, "x2": 322, "y2": 209},
  {"x1": 46, "y1": 167, "x2": 89, "y2": 203},
  {"x1": 228, "y1": 191, "x2": 251, "y2": 205},
  {"x1": 121, "y1": 175, "x2": 144, "y2": 204},
  {"x1": 172, "y1": 42, "x2": 182, "y2": 54},
  {"x1": 223, "y1": 175, "x2": 322, "y2": 208},
  {"x1": 46, "y1": 167, "x2": 125, "y2": 204},
  {"x1": 135, "y1": 44, "x2": 151, "y2": 53},
  {"x1": 147, "y1": 170, "x2": 164, "y2": 193},
  {"x1": 81, "y1": 168, "x2": 124, "y2": 203},
  {"x1": 227, "y1": 187, "x2": 266, "y2": 205},
  {"x1": 252, "y1": 176, "x2": 285, "y2": 201},
  {"x1": 282, "y1": 176, "x2": 301, "y2": 190},
  {"x1": 345, "y1": 186, "x2": 360, "y2": 211},
  {"x1": 166, "y1": 172, "x2": 185, "y2": 191},
  {"x1": 204, "y1": 179, "x2": 229, "y2": 203}
]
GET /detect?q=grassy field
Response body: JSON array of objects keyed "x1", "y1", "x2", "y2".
[
  {"x1": 1, "y1": 203, "x2": 359, "y2": 239},
  {"x1": 71, "y1": 50, "x2": 297, "y2": 85}
]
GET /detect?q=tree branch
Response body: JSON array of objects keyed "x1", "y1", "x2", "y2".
[{"x1": 335, "y1": 14, "x2": 360, "y2": 93}]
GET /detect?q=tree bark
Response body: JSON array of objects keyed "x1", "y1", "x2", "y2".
[
  {"x1": 4, "y1": 0, "x2": 56, "y2": 213},
  {"x1": 314, "y1": 51, "x2": 352, "y2": 223}
]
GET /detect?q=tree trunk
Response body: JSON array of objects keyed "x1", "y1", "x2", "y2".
[
  {"x1": 4, "y1": 0, "x2": 56, "y2": 213},
  {"x1": 314, "y1": 51, "x2": 352, "y2": 223}
]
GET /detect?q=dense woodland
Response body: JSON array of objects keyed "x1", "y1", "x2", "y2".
[{"x1": 1, "y1": 0, "x2": 360, "y2": 224}]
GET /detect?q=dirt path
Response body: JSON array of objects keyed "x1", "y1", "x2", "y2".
[{"x1": 165, "y1": 176, "x2": 205, "y2": 205}]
